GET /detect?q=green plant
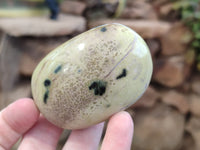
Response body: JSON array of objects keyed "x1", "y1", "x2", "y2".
[{"x1": 173, "y1": 0, "x2": 200, "y2": 70}]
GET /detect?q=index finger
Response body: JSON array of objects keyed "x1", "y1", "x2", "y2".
[
  {"x1": 0, "y1": 98, "x2": 39, "y2": 150},
  {"x1": 101, "y1": 111, "x2": 134, "y2": 150}
]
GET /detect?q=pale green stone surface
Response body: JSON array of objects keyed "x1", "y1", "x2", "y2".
[{"x1": 31, "y1": 23, "x2": 153, "y2": 129}]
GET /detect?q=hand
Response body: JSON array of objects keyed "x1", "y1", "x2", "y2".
[{"x1": 0, "y1": 98, "x2": 133, "y2": 150}]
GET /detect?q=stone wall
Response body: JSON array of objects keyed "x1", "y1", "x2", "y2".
[{"x1": 0, "y1": 0, "x2": 200, "y2": 150}]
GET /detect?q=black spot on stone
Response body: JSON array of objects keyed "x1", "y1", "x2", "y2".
[
  {"x1": 94, "y1": 88, "x2": 99, "y2": 95},
  {"x1": 43, "y1": 90, "x2": 49, "y2": 104},
  {"x1": 99, "y1": 86, "x2": 106, "y2": 96},
  {"x1": 54, "y1": 65, "x2": 62, "y2": 74},
  {"x1": 101, "y1": 27, "x2": 107, "y2": 32},
  {"x1": 44, "y1": 79, "x2": 51, "y2": 87},
  {"x1": 106, "y1": 104, "x2": 111, "y2": 108},
  {"x1": 89, "y1": 82, "x2": 98, "y2": 90},
  {"x1": 89, "y1": 80, "x2": 107, "y2": 96},
  {"x1": 116, "y1": 69, "x2": 127, "y2": 80}
]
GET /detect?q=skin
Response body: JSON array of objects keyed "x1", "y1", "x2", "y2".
[{"x1": 0, "y1": 98, "x2": 133, "y2": 150}]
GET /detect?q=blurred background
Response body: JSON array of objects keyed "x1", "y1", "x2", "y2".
[{"x1": 0, "y1": 0, "x2": 200, "y2": 150}]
